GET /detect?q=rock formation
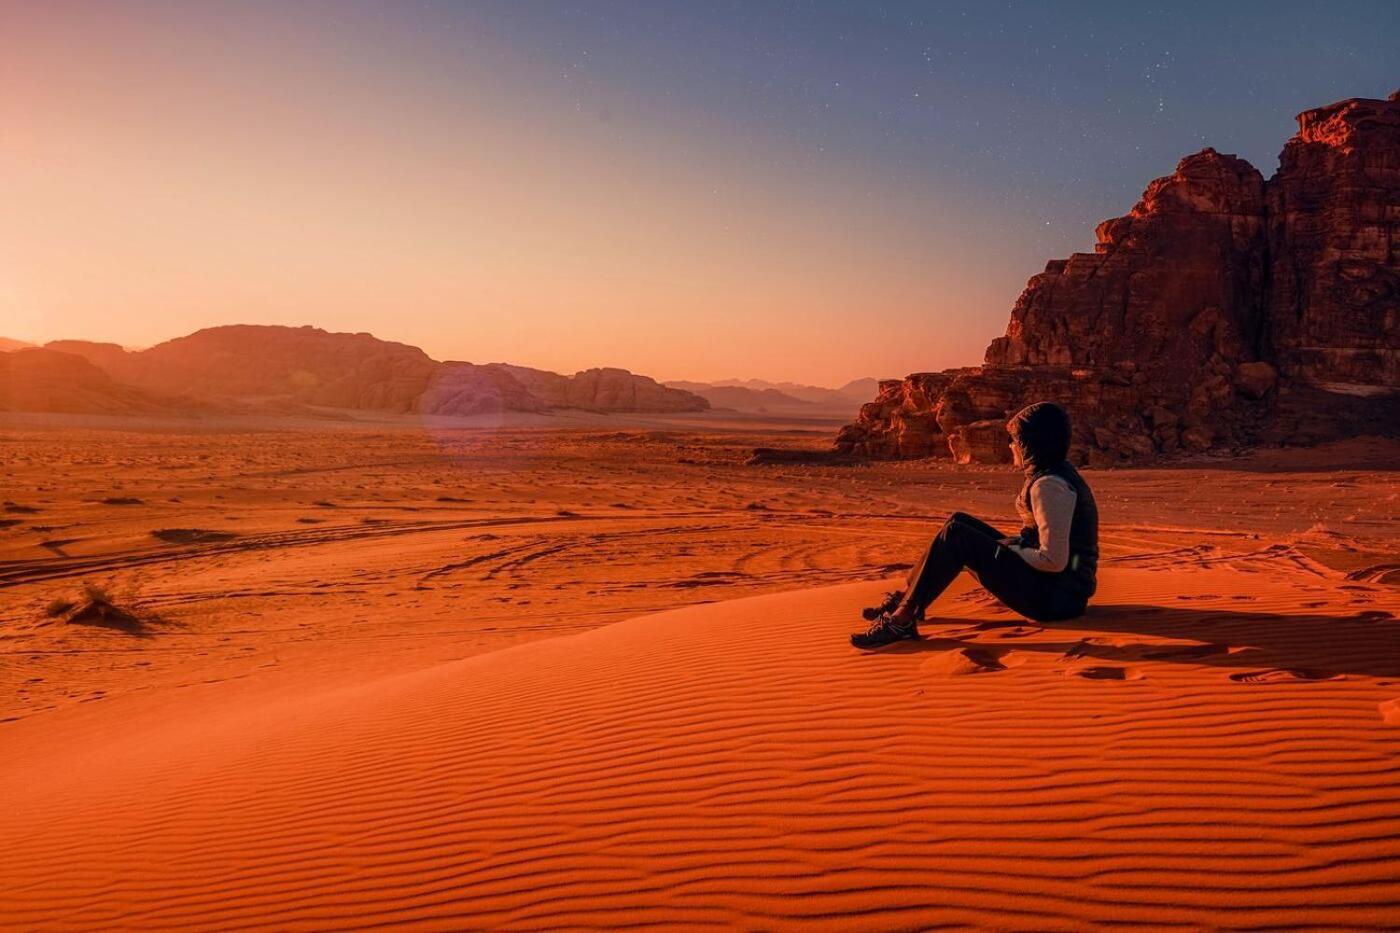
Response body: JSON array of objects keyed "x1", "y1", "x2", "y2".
[
  {"x1": 490, "y1": 364, "x2": 709, "y2": 413},
  {"x1": 29, "y1": 326, "x2": 708, "y2": 417},
  {"x1": 418, "y1": 362, "x2": 546, "y2": 416},
  {"x1": 0, "y1": 348, "x2": 189, "y2": 415},
  {"x1": 836, "y1": 91, "x2": 1400, "y2": 466},
  {"x1": 1266, "y1": 93, "x2": 1400, "y2": 387}
]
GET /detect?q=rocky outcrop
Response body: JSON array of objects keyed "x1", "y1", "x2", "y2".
[
  {"x1": 115, "y1": 326, "x2": 443, "y2": 411},
  {"x1": 0, "y1": 348, "x2": 190, "y2": 415},
  {"x1": 836, "y1": 91, "x2": 1400, "y2": 466},
  {"x1": 1266, "y1": 93, "x2": 1400, "y2": 387},
  {"x1": 834, "y1": 372, "x2": 961, "y2": 458},
  {"x1": 418, "y1": 362, "x2": 546, "y2": 415},
  {"x1": 491, "y1": 364, "x2": 709, "y2": 413},
  {"x1": 985, "y1": 148, "x2": 1267, "y2": 374},
  {"x1": 36, "y1": 326, "x2": 707, "y2": 417}
]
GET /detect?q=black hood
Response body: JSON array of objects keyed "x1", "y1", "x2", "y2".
[{"x1": 1008, "y1": 402, "x2": 1071, "y2": 474}]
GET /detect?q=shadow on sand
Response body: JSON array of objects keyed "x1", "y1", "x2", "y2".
[{"x1": 886, "y1": 603, "x2": 1400, "y2": 681}]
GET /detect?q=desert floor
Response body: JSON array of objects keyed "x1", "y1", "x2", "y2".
[{"x1": 2, "y1": 416, "x2": 1398, "y2": 928}]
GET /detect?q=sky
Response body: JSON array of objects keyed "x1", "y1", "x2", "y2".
[{"x1": 1, "y1": 1, "x2": 1397, "y2": 385}]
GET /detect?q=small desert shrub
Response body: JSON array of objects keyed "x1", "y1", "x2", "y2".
[{"x1": 45, "y1": 581, "x2": 143, "y2": 630}]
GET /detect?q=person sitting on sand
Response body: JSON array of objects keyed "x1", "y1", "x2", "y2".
[{"x1": 851, "y1": 401, "x2": 1099, "y2": 649}]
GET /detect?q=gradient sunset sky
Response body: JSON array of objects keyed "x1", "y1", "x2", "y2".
[{"x1": 2, "y1": 1, "x2": 1397, "y2": 384}]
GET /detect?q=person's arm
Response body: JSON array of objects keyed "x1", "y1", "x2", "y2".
[{"x1": 1006, "y1": 476, "x2": 1076, "y2": 572}]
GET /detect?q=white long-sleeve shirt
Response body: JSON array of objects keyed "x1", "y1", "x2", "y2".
[{"x1": 1007, "y1": 474, "x2": 1077, "y2": 573}]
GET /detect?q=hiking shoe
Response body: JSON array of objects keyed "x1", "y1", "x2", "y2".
[
  {"x1": 850, "y1": 612, "x2": 918, "y2": 650},
  {"x1": 861, "y1": 589, "x2": 905, "y2": 621}
]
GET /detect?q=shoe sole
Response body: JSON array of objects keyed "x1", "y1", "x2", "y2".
[{"x1": 850, "y1": 631, "x2": 920, "y2": 650}]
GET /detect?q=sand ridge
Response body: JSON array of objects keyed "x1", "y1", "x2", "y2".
[{"x1": 3, "y1": 564, "x2": 1399, "y2": 930}]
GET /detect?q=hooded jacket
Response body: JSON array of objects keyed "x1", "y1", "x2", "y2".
[{"x1": 1006, "y1": 403, "x2": 1099, "y2": 597}]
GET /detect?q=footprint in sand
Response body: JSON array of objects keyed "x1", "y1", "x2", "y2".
[
  {"x1": 920, "y1": 646, "x2": 1017, "y2": 677},
  {"x1": 1074, "y1": 666, "x2": 1144, "y2": 681},
  {"x1": 1229, "y1": 668, "x2": 1342, "y2": 684},
  {"x1": 995, "y1": 625, "x2": 1043, "y2": 639},
  {"x1": 1060, "y1": 636, "x2": 1131, "y2": 660},
  {"x1": 959, "y1": 620, "x2": 1045, "y2": 639}
]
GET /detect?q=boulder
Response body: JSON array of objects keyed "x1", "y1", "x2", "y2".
[{"x1": 1234, "y1": 361, "x2": 1278, "y2": 399}]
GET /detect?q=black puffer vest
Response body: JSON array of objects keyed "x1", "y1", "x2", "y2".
[{"x1": 1016, "y1": 460, "x2": 1099, "y2": 598}]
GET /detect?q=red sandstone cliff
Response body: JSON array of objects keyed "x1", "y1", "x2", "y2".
[
  {"x1": 1267, "y1": 94, "x2": 1400, "y2": 387},
  {"x1": 835, "y1": 91, "x2": 1400, "y2": 466}
]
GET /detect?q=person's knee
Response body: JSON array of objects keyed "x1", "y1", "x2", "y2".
[{"x1": 939, "y1": 512, "x2": 973, "y2": 538}]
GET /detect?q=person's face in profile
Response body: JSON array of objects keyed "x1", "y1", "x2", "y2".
[{"x1": 1007, "y1": 428, "x2": 1025, "y2": 468}]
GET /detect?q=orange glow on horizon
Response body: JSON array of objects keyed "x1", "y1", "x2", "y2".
[{"x1": 2, "y1": 4, "x2": 1043, "y2": 384}]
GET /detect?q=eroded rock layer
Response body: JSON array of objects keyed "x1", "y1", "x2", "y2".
[{"x1": 837, "y1": 92, "x2": 1400, "y2": 465}]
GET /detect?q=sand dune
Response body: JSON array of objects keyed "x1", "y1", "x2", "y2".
[
  {"x1": 5, "y1": 426, "x2": 1393, "y2": 726},
  {"x1": 3, "y1": 563, "x2": 1398, "y2": 929},
  {"x1": 2, "y1": 426, "x2": 1397, "y2": 928}
]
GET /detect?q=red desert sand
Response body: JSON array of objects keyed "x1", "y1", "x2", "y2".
[{"x1": 2, "y1": 422, "x2": 1399, "y2": 929}]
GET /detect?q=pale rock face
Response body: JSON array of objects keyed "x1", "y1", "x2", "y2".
[
  {"x1": 836, "y1": 93, "x2": 1400, "y2": 465},
  {"x1": 417, "y1": 363, "x2": 545, "y2": 415}
]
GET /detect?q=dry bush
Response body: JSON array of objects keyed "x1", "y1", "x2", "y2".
[{"x1": 45, "y1": 580, "x2": 146, "y2": 631}]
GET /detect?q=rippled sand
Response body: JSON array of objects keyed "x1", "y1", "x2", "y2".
[{"x1": 2, "y1": 419, "x2": 1397, "y2": 928}]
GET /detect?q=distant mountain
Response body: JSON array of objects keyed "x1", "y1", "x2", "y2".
[
  {"x1": 664, "y1": 381, "x2": 816, "y2": 413},
  {"x1": 672, "y1": 377, "x2": 887, "y2": 413},
  {"x1": 834, "y1": 377, "x2": 882, "y2": 400},
  {"x1": 0, "y1": 337, "x2": 35, "y2": 352},
  {"x1": 490, "y1": 364, "x2": 708, "y2": 413},
  {"x1": 0, "y1": 347, "x2": 191, "y2": 414},
  {"x1": 32, "y1": 325, "x2": 707, "y2": 417}
]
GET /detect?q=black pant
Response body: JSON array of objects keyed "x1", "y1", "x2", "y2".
[{"x1": 903, "y1": 512, "x2": 1087, "y2": 623}]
